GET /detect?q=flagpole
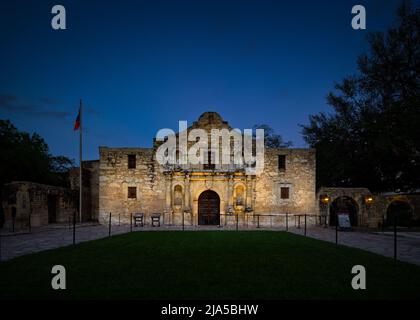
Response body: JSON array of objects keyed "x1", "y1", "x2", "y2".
[{"x1": 79, "y1": 99, "x2": 83, "y2": 223}]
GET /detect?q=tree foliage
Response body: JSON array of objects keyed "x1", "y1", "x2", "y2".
[
  {"x1": 0, "y1": 119, "x2": 75, "y2": 190},
  {"x1": 301, "y1": 3, "x2": 420, "y2": 192},
  {"x1": 253, "y1": 124, "x2": 292, "y2": 148}
]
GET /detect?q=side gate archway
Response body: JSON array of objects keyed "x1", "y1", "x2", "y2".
[
  {"x1": 317, "y1": 187, "x2": 371, "y2": 227},
  {"x1": 386, "y1": 200, "x2": 414, "y2": 227},
  {"x1": 329, "y1": 196, "x2": 359, "y2": 226}
]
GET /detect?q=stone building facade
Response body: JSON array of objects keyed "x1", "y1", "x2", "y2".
[
  {"x1": 1, "y1": 181, "x2": 77, "y2": 230},
  {"x1": 0, "y1": 161, "x2": 100, "y2": 231},
  {"x1": 3, "y1": 112, "x2": 418, "y2": 231},
  {"x1": 69, "y1": 160, "x2": 100, "y2": 221},
  {"x1": 99, "y1": 112, "x2": 316, "y2": 227},
  {"x1": 317, "y1": 187, "x2": 420, "y2": 228},
  {"x1": 96, "y1": 112, "x2": 420, "y2": 228}
]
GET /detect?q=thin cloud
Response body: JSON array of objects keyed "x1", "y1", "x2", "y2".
[
  {"x1": 39, "y1": 97, "x2": 61, "y2": 105},
  {"x1": 85, "y1": 106, "x2": 100, "y2": 116},
  {"x1": 0, "y1": 93, "x2": 70, "y2": 119},
  {"x1": 0, "y1": 94, "x2": 18, "y2": 106},
  {"x1": 0, "y1": 93, "x2": 101, "y2": 120}
]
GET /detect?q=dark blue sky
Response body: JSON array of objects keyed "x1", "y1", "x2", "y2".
[{"x1": 0, "y1": 0, "x2": 413, "y2": 160}]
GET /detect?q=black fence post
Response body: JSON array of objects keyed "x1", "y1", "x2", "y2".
[
  {"x1": 286, "y1": 212, "x2": 288, "y2": 232},
  {"x1": 257, "y1": 214, "x2": 260, "y2": 228},
  {"x1": 182, "y1": 211, "x2": 185, "y2": 231},
  {"x1": 394, "y1": 215, "x2": 397, "y2": 265},
  {"x1": 108, "y1": 212, "x2": 111, "y2": 237},
  {"x1": 304, "y1": 214, "x2": 307, "y2": 236},
  {"x1": 130, "y1": 213, "x2": 133, "y2": 232},
  {"x1": 335, "y1": 221, "x2": 338, "y2": 245},
  {"x1": 72, "y1": 210, "x2": 76, "y2": 245},
  {"x1": 236, "y1": 213, "x2": 239, "y2": 231},
  {"x1": 118, "y1": 213, "x2": 121, "y2": 226}
]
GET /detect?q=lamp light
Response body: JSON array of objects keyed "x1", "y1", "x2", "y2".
[
  {"x1": 364, "y1": 195, "x2": 374, "y2": 205},
  {"x1": 320, "y1": 195, "x2": 330, "y2": 204}
]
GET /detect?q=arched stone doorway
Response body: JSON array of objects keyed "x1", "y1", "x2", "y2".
[
  {"x1": 198, "y1": 190, "x2": 220, "y2": 225},
  {"x1": 329, "y1": 196, "x2": 359, "y2": 227},
  {"x1": 386, "y1": 201, "x2": 413, "y2": 227}
]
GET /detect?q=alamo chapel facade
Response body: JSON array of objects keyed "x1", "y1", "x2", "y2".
[{"x1": 98, "y1": 112, "x2": 316, "y2": 227}]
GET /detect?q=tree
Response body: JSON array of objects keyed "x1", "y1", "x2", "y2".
[
  {"x1": 253, "y1": 124, "x2": 292, "y2": 148},
  {"x1": 301, "y1": 2, "x2": 420, "y2": 192},
  {"x1": 0, "y1": 119, "x2": 75, "y2": 189},
  {"x1": 50, "y1": 156, "x2": 75, "y2": 174}
]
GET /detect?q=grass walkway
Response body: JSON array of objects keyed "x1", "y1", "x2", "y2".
[{"x1": 1, "y1": 231, "x2": 420, "y2": 299}]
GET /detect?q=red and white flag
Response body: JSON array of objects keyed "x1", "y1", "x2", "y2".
[{"x1": 73, "y1": 107, "x2": 81, "y2": 131}]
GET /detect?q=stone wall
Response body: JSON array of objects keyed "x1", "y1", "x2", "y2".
[
  {"x1": 98, "y1": 146, "x2": 317, "y2": 227},
  {"x1": 317, "y1": 187, "x2": 420, "y2": 228},
  {"x1": 69, "y1": 160, "x2": 100, "y2": 221},
  {"x1": 98, "y1": 112, "x2": 317, "y2": 227},
  {"x1": 255, "y1": 148, "x2": 316, "y2": 215},
  {"x1": 99, "y1": 147, "x2": 166, "y2": 225},
  {"x1": 372, "y1": 192, "x2": 420, "y2": 227},
  {"x1": 1, "y1": 182, "x2": 77, "y2": 230}
]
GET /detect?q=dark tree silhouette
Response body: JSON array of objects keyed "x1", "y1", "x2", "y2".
[
  {"x1": 253, "y1": 124, "x2": 292, "y2": 148},
  {"x1": 0, "y1": 119, "x2": 75, "y2": 190},
  {"x1": 301, "y1": 2, "x2": 420, "y2": 192}
]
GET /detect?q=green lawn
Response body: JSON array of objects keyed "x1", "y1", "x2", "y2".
[{"x1": 1, "y1": 231, "x2": 420, "y2": 299}]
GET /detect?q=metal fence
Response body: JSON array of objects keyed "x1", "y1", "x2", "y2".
[{"x1": 0, "y1": 211, "x2": 405, "y2": 265}]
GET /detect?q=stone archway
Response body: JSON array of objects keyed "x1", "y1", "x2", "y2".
[
  {"x1": 198, "y1": 190, "x2": 220, "y2": 225},
  {"x1": 329, "y1": 196, "x2": 359, "y2": 227},
  {"x1": 318, "y1": 187, "x2": 371, "y2": 227}
]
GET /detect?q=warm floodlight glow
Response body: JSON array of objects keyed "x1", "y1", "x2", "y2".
[
  {"x1": 365, "y1": 195, "x2": 374, "y2": 205},
  {"x1": 320, "y1": 195, "x2": 330, "y2": 204}
]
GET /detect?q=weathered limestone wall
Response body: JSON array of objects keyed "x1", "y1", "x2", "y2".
[
  {"x1": 316, "y1": 188, "x2": 420, "y2": 228},
  {"x1": 371, "y1": 193, "x2": 420, "y2": 227},
  {"x1": 317, "y1": 187, "x2": 372, "y2": 227},
  {"x1": 69, "y1": 160, "x2": 100, "y2": 221},
  {"x1": 86, "y1": 160, "x2": 100, "y2": 220},
  {"x1": 1, "y1": 182, "x2": 77, "y2": 230},
  {"x1": 255, "y1": 148, "x2": 316, "y2": 215},
  {"x1": 98, "y1": 113, "x2": 317, "y2": 228},
  {"x1": 99, "y1": 147, "x2": 166, "y2": 225},
  {"x1": 98, "y1": 146, "x2": 317, "y2": 227}
]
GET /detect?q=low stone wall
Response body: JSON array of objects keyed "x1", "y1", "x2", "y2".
[
  {"x1": 1, "y1": 181, "x2": 77, "y2": 231},
  {"x1": 317, "y1": 187, "x2": 420, "y2": 228}
]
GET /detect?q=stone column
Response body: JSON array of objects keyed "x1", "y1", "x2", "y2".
[
  {"x1": 184, "y1": 173, "x2": 191, "y2": 225},
  {"x1": 251, "y1": 177, "x2": 256, "y2": 210},
  {"x1": 245, "y1": 175, "x2": 253, "y2": 210},
  {"x1": 227, "y1": 174, "x2": 234, "y2": 214},
  {"x1": 164, "y1": 174, "x2": 172, "y2": 225}
]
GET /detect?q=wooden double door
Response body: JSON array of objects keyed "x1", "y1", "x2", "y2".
[{"x1": 198, "y1": 190, "x2": 220, "y2": 225}]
